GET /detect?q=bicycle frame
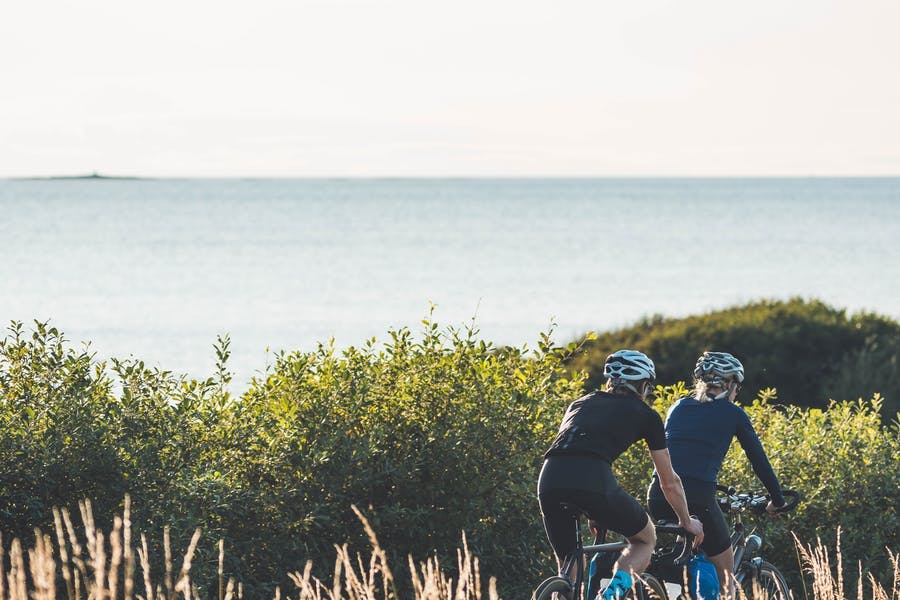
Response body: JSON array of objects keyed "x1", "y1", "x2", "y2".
[
  {"x1": 538, "y1": 488, "x2": 798, "y2": 600},
  {"x1": 559, "y1": 513, "x2": 628, "y2": 600},
  {"x1": 562, "y1": 515, "x2": 692, "y2": 600},
  {"x1": 647, "y1": 487, "x2": 799, "y2": 598}
]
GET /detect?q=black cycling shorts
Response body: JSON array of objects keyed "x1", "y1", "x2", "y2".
[
  {"x1": 647, "y1": 476, "x2": 731, "y2": 556},
  {"x1": 538, "y1": 455, "x2": 649, "y2": 562}
]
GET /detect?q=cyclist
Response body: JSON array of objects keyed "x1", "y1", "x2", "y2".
[
  {"x1": 539, "y1": 349, "x2": 703, "y2": 600},
  {"x1": 647, "y1": 351, "x2": 786, "y2": 600}
]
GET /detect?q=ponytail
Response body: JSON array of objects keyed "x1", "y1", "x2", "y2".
[{"x1": 607, "y1": 378, "x2": 646, "y2": 399}]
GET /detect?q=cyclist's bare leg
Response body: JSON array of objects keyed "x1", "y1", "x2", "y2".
[
  {"x1": 613, "y1": 517, "x2": 656, "y2": 577},
  {"x1": 708, "y1": 546, "x2": 736, "y2": 600}
]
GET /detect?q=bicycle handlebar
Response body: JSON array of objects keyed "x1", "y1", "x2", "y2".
[
  {"x1": 766, "y1": 489, "x2": 801, "y2": 513},
  {"x1": 653, "y1": 522, "x2": 695, "y2": 566},
  {"x1": 716, "y1": 485, "x2": 802, "y2": 515}
]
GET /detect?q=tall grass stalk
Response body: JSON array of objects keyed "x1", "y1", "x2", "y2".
[
  {"x1": 2, "y1": 497, "x2": 897, "y2": 599},
  {"x1": 0, "y1": 498, "x2": 499, "y2": 600},
  {"x1": 794, "y1": 528, "x2": 899, "y2": 600}
]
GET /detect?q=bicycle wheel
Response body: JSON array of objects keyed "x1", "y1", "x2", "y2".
[
  {"x1": 634, "y1": 573, "x2": 668, "y2": 600},
  {"x1": 739, "y1": 561, "x2": 790, "y2": 600},
  {"x1": 533, "y1": 576, "x2": 574, "y2": 600}
]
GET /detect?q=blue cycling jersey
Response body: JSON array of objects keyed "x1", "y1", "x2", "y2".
[{"x1": 663, "y1": 396, "x2": 784, "y2": 506}]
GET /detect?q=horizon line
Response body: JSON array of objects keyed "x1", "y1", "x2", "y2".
[{"x1": 6, "y1": 173, "x2": 900, "y2": 181}]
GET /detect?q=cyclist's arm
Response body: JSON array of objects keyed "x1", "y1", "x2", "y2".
[
  {"x1": 649, "y1": 449, "x2": 693, "y2": 526},
  {"x1": 735, "y1": 409, "x2": 785, "y2": 506},
  {"x1": 643, "y1": 408, "x2": 693, "y2": 525},
  {"x1": 646, "y1": 409, "x2": 703, "y2": 545}
]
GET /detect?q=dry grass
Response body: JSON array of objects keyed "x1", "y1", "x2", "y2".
[
  {"x1": 1, "y1": 500, "x2": 897, "y2": 600},
  {"x1": 0, "y1": 497, "x2": 498, "y2": 600},
  {"x1": 793, "y1": 528, "x2": 899, "y2": 600}
]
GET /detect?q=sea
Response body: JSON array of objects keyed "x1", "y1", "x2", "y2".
[{"x1": 1, "y1": 177, "x2": 898, "y2": 388}]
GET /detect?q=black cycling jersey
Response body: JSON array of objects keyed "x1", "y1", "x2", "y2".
[
  {"x1": 538, "y1": 390, "x2": 664, "y2": 556},
  {"x1": 545, "y1": 390, "x2": 667, "y2": 461}
]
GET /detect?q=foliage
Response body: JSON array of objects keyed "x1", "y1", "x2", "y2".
[
  {"x1": 0, "y1": 319, "x2": 584, "y2": 596},
  {"x1": 565, "y1": 298, "x2": 900, "y2": 418},
  {"x1": 186, "y1": 319, "x2": 587, "y2": 595},
  {"x1": 1, "y1": 315, "x2": 898, "y2": 597},
  {"x1": 0, "y1": 321, "x2": 123, "y2": 535}
]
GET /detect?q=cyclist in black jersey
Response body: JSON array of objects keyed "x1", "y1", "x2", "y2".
[
  {"x1": 647, "y1": 352, "x2": 786, "y2": 600},
  {"x1": 539, "y1": 350, "x2": 703, "y2": 600}
]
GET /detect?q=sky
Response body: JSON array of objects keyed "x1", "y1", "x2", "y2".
[{"x1": 2, "y1": 0, "x2": 899, "y2": 177}]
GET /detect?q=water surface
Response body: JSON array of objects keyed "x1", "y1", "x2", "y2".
[{"x1": 1, "y1": 178, "x2": 897, "y2": 386}]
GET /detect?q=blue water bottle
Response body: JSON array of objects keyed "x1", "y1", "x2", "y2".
[{"x1": 688, "y1": 553, "x2": 719, "y2": 600}]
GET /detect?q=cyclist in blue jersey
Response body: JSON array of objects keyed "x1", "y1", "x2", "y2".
[
  {"x1": 647, "y1": 352, "x2": 785, "y2": 600},
  {"x1": 540, "y1": 350, "x2": 703, "y2": 600}
]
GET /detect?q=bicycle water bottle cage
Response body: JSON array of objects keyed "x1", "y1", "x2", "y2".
[{"x1": 745, "y1": 557, "x2": 765, "y2": 579}]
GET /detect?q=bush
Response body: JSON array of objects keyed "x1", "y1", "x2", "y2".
[
  {"x1": 0, "y1": 319, "x2": 585, "y2": 596},
  {"x1": 1, "y1": 316, "x2": 897, "y2": 597},
  {"x1": 188, "y1": 320, "x2": 586, "y2": 595},
  {"x1": 0, "y1": 322, "x2": 124, "y2": 536},
  {"x1": 566, "y1": 298, "x2": 900, "y2": 418}
]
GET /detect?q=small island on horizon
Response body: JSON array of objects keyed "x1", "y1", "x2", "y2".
[{"x1": 17, "y1": 171, "x2": 144, "y2": 181}]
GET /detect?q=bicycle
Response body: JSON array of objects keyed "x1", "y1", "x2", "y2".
[
  {"x1": 716, "y1": 485, "x2": 800, "y2": 599},
  {"x1": 647, "y1": 485, "x2": 801, "y2": 600},
  {"x1": 532, "y1": 502, "x2": 694, "y2": 600}
]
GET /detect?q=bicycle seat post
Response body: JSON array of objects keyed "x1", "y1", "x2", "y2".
[{"x1": 559, "y1": 503, "x2": 585, "y2": 598}]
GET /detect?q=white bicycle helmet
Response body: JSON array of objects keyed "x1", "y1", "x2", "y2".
[
  {"x1": 604, "y1": 349, "x2": 656, "y2": 381},
  {"x1": 693, "y1": 351, "x2": 745, "y2": 384}
]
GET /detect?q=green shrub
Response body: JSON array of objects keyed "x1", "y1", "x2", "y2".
[
  {"x1": 0, "y1": 319, "x2": 585, "y2": 596},
  {"x1": 566, "y1": 298, "x2": 900, "y2": 418},
  {"x1": 0, "y1": 322, "x2": 124, "y2": 536},
  {"x1": 1, "y1": 316, "x2": 897, "y2": 597},
  {"x1": 200, "y1": 321, "x2": 586, "y2": 595}
]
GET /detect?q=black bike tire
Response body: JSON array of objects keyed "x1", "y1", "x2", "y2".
[
  {"x1": 634, "y1": 573, "x2": 668, "y2": 600},
  {"x1": 532, "y1": 576, "x2": 573, "y2": 600},
  {"x1": 739, "y1": 561, "x2": 790, "y2": 600}
]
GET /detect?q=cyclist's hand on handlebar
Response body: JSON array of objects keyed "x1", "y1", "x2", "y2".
[
  {"x1": 588, "y1": 519, "x2": 600, "y2": 537},
  {"x1": 765, "y1": 500, "x2": 785, "y2": 515},
  {"x1": 682, "y1": 517, "x2": 704, "y2": 548}
]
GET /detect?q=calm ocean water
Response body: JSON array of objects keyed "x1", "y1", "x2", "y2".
[{"x1": 1, "y1": 178, "x2": 898, "y2": 387}]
